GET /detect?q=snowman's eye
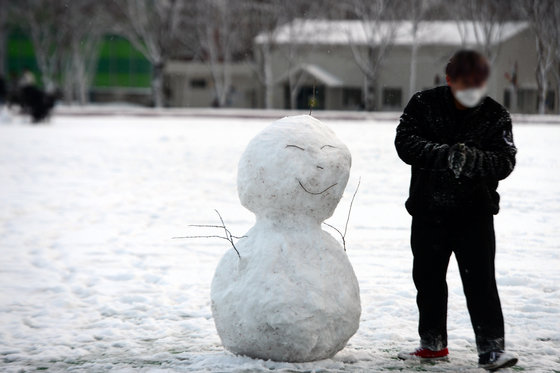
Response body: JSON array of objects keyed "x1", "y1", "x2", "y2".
[
  {"x1": 321, "y1": 145, "x2": 336, "y2": 149},
  {"x1": 286, "y1": 145, "x2": 305, "y2": 151}
]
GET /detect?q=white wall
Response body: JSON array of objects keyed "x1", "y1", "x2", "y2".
[{"x1": 165, "y1": 62, "x2": 257, "y2": 108}]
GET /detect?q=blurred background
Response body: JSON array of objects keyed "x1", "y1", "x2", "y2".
[{"x1": 0, "y1": 0, "x2": 559, "y2": 115}]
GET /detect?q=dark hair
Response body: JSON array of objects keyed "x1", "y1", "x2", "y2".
[{"x1": 445, "y1": 50, "x2": 490, "y2": 85}]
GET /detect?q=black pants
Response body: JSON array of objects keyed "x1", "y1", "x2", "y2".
[{"x1": 411, "y1": 213, "x2": 505, "y2": 354}]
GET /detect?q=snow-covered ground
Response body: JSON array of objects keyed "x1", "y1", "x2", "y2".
[{"x1": 0, "y1": 114, "x2": 559, "y2": 372}]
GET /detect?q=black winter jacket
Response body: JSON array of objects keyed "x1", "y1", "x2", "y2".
[{"x1": 395, "y1": 86, "x2": 516, "y2": 216}]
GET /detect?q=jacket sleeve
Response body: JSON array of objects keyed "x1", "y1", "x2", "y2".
[
  {"x1": 395, "y1": 93, "x2": 450, "y2": 170},
  {"x1": 462, "y1": 113, "x2": 517, "y2": 181}
]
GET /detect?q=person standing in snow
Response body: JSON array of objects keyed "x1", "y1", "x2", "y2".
[{"x1": 394, "y1": 50, "x2": 518, "y2": 371}]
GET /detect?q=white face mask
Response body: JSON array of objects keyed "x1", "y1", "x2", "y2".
[{"x1": 454, "y1": 86, "x2": 487, "y2": 108}]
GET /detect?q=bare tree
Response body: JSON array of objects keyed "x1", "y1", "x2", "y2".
[
  {"x1": 193, "y1": 0, "x2": 244, "y2": 108},
  {"x1": 14, "y1": 0, "x2": 69, "y2": 91},
  {"x1": 248, "y1": 0, "x2": 287, "y2": 109},
  {"x1": 521, "y1": 0, "x2": 555, "y2": 114},
  {"x1": 251, "y1": 0, "x2": 327, "y2": 109},
  {"x1": 406, "y1": 0, "x2": 431, "y2": 99},
  {"x1": 452, "y1": 0, "x2": 514, "y2": 65},
  {"x1": 344, "y1": 0, "x2": 399, "y2": 111},
  {"x1": 113, "y1": 0, "x2": 185, "y2": 107},
  {"x1": 60, "y1": 0, "x2": 107, "y2": 104},
  {"x1": 12, "y1": 0, "x2": 106, "y2": 104}
]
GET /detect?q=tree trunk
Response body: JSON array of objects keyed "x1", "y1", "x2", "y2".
[
  {"x1": 537, "y1": 68, "x2": 547, "y2": 114},
  {"x1": 539, "y1": 81, "x2": 547, "y2": 115},
  {"x1": 152, "y1": 62, "x2": 165, "y2": 108},
  {"x1": 288, "y1": 71, "x2": 298, "y2": 110},
  {"x1": 408, "y1": 16, "x2": 424, "y2": 98},
  {"x1": 263, "y1": 46, "x2": 274, "y2": 109},
  {"x1": 76, "y1": 60, "x2": 88, "y2": 105},
  {"x1": 218, "y1": 61, "x2": 232, "y2": 107},
  {"x1": 70, "y1": 46, "x2": 86, "y2": 105},
  {"x1": 409, "y1": 30, "x2": 419, "y2": 99},
  {"x1": 290, "y1": 86, "x2": 297, "y2": 110},
  {"x1": 363, "y1": 76, "x2": 376, "y2": 111}
]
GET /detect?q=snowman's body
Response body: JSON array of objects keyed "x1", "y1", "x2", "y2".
[{"x1": 211, "y1": 115, "x2": 361, "y2": 362}]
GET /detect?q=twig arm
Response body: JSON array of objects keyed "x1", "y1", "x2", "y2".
[
  {"x1": 322, "y1": 177, "x2": 361, "y2": 252},
  {"x1": 174, "y1": 210, "x2": 242, "y2": 259}
]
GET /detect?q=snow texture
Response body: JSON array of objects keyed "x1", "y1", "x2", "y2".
[
  {"x1": 212, "y1": 115, "x2": 361, "y2": 362},
  {"x1": 0, "y1": 114, "x2": 559, "y2": 372}
]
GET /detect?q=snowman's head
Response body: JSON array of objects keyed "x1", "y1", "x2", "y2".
[{"x1": 237, "y1": 115, "x2": 351, "y2": 223}]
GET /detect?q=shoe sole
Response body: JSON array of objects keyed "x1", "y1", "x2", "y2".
[
  {"x1": 421, "y1": 356, "x2": 449, "y2": 363},
  {"x1": 480, "y1": 357, "x2": 518, "y2": 371},
  {"x1": 398, "y1": 355, "x2": 449, "y2": 362}
]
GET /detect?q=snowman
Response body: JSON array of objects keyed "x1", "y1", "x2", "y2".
[{"x1": 211, "y1": 115, "x2": 361, "y2": 362}]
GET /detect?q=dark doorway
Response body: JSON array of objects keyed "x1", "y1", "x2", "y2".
[{"x1": 284, "y1": 84, "x2": 326, "y2": 110}]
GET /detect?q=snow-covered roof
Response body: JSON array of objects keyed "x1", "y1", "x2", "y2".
[
  {"x1": 255, "y1": 20, "x2": 529, "y2": 47},
  {"x1": 274, "y1": 64, "x2": 345, "y2": 87}
]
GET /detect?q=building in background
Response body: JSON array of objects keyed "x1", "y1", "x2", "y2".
[
  {"x1": 166, "y1": 20, "x2": 555, "y2": 114},
  {"x1": 4, "y1": 21, "x2": 557, "y2": 113},
  {"x1": 251, "y1": 20, "x2": 539, "y2": 113}
]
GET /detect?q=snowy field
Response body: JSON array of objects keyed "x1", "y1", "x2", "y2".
[{"x1": 0, "y1": 114, "x2": 559, "y2": 372}]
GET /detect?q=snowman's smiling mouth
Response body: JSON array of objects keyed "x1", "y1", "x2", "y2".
[{"x1": 297, "y1": 179, "x2": 338, "y2": 195}]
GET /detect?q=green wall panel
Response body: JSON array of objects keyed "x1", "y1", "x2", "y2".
[{"x1": 5, "y1": 31, "x2": 152, "y2": 89}]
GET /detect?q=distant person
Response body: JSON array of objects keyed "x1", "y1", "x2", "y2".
[
  {"x1": 395, "y1": 50, "x2": 518, "y2": 371},
  {"x1": 17, "y1": 68, "x2": 55, "y2": 123}
]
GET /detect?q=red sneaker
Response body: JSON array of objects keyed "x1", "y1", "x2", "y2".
[{"x1": 398, "y1": 347, "x2": 449, "y2": 361}]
